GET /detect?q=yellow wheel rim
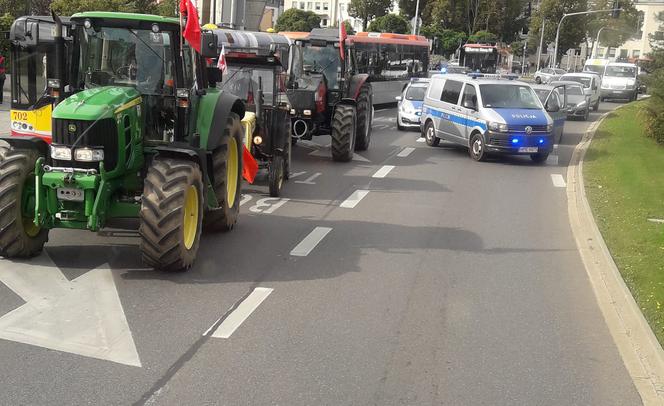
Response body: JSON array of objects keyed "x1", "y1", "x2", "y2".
[
  {"x1": 23, "y1": 218, "x2": 40, "y2": 238},
  {"x1": 227, "y1": 137, "x2": 239, "y2": 208},
  {"x1": 183, "y1": 185, "x2": 199, "y2": 250}
]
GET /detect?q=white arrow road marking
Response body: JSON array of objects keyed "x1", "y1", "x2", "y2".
[
  {"x1": 211, "y1": 288, "x2": 273, "y2": 339},
  {"x1": 308, "y1": 148, "x2": 371, "y2": 162},
  {"x1": 551, "y1": 174, "x2": 567, "y2": 188},
  {"x1": 294, "y1": 172, "x2": 322, "y2": 184},
  {"x1": 397, "y1": 147, "x2": 415, "y2": 157},
  {"x1": 340, "y1": 190, "x2": 369, "y2": 208},
  {"x1": 372, "y1": 165, "x2": 395, "y2": 178},
  {"x1": 290, "y1": 227, "x2": 332, "y2": 257},
  {"x1": 288, "y1": 171, "x2": 307, "y2": 179},
  {"x1": 0, "y1": 253, "x2": 141, "y2": 367},
  {"x1": 416, "y1": 137, "x2": 426, "y2": 143}
]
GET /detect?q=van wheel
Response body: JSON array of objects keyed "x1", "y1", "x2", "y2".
[
  {"x1": 469, "y1": 133, "x2": 487, "y2": 161},
  {"x1": 424, "y1": 121, "x2": 439, "y2": 147}
]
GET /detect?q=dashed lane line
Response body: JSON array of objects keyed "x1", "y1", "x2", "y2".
[
  {"x1": 551, "y1": 174, "x2": 566, "y2": 188},
  {"x1": 372, "y1": 165, "x2": 395, "y2": 178},
  {"x1": 210, "y1": 288, "x2": 274, "y2": 339},
  {"x1": 290, "y1": 227, "x2": 333, "y2": 257},
  {"x1": 340, "y1": 190, "x2": 370, "y2": 209},
  {"x1": 397, "y1": 147, "x2": 415, "y2": 157}
]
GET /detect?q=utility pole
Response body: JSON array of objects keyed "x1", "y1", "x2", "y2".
[
  {"x1": 553, "y1": 8, "x2": 622, "y2": 68},
  {"x1": 412, "y1": 0, "x2": 421, "y2": 35},
  {"x1": 536, "y1": 19, "x2": 545, "y2": 71}
]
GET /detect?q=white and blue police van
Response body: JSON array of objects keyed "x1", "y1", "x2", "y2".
[{"x1": 420, "y1": 73, "x2": 560, "y2": 163}]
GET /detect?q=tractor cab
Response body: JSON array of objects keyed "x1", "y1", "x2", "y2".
[{"x1": 9, "y1": 15, "x2": 72, "y2": 142}]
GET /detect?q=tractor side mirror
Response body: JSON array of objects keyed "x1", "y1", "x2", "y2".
[
  {"x1": 200, "y1": 31, "x2": 218, "y2": 58},
  {"x1": 207, "y1": 66, "x2": 221, "y2": 87}
]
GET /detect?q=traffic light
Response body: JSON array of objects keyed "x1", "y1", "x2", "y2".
[{"x1": 612, "y1": 1, "x2": 621, "y2": 18}]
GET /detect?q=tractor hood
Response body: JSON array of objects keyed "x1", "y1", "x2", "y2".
[{"x1": 53, "y1": 87, "x2": 142, "y2": 121}]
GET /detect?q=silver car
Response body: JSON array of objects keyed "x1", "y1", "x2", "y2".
[{"x1": 534, "y1": 68, "x2": 567, "y2": 84}]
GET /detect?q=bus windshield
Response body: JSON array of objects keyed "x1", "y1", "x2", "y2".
[
  {"x1": 302, "y1": 43, "x2": 339, "y2": 89},
  {"x1": 79, "y1": 27, "x2": 172, "y2": 95},
  {"x1": 480, "y1": 84, "x2": 541, "y2": 109},
  {"x1": 461, "y1": 46, "x2": 497, "y2": 73}
]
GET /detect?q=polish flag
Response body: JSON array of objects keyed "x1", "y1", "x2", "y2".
[
  {"x1": 217, "y1": 44, "x2": 227, "y2": 74},
  {"x1": 179, "y1": 0, "x2": 201, "y2": 53},
  {"x1": 338, "y1": 4, "x2": 346, "y2": 60}
]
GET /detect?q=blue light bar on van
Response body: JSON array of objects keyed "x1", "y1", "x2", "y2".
[
  {"x1": 505, "y1": 73, "x2": 519, "y2": 80},
  {"x1": 467, "y1": 72, "x2": 484, "y2": 79}
]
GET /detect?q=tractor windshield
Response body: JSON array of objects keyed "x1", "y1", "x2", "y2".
[
  {"x1": 302, "y1": 43, "x2": 340, "y2": 89},
  {"x1": 220, "y1": 66, "x2": 278, "y2": 105},
  {"x1": 78, "y1": 27, "x2": 173, "y2": 95}
]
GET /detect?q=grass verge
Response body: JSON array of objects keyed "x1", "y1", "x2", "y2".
[{"x1": 584, "y1": 101, "x2": 664, "y2": 345}]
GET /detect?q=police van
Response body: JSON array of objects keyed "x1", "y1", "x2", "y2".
[{"x1": 420, "y1": 74, "x2": 560, "y2": 163}]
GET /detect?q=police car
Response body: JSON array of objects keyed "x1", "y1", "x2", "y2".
[
  {"x1": 395, "y1": 79, "x2": 429, "y2": 130},
  {"x1": 420, "y1": 73, "x2": 558, "y2": 163}
]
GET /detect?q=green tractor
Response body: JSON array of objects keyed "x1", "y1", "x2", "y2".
[{"x1": 0, "y1": 12, "x2": 245, "y2": 271}]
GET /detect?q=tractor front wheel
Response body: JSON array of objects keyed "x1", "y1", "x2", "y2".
[
  {"x1": 0, "y1": 146, "x2": 48, "y2": 258},
  {"x1": 330, "y1": 104, "x2": 356, "y2": 162},
  {"x1": 139, "y1": 157, "x2": 204, "y2": 271},
  {"x1": 268, "y1": 155, "x2": 285, "y2": 197},
  {"x1": 355, "y1": 84, "x2": 372, "y2": 151},
  {"x1": 204, "y1": 112, "x2": 243, "y2": 232}
]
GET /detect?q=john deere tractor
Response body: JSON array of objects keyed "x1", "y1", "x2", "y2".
[
  {"x1": 284, "y1": 28, "x2": 372, "y2": 162},
  {"x1": 0, "y1": 12, "x2": 245, "y2": 271}
]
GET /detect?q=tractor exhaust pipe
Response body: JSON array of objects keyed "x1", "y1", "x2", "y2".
[{"x1": 293, "y1": 120, "x2": 308, "y2": 138}]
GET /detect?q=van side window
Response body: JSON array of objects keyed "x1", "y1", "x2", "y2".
[
  {"x1": 461, "y1": 84, "x2": 477, "y2": 110},
  {"x1": 441, "y1": 80, "x2": 463, "y2": 104},
  {"x1": 427, "y1": 79, "x2": 444, "y2": 100}
]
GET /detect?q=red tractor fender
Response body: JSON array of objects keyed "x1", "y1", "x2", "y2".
[{"x1": 345, "y1": 73, "x2": 370, "y2": 101}]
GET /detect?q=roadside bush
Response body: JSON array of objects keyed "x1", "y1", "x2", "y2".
[{"x1": 641, "y1": 69, "x2": 664, "y2": 143}]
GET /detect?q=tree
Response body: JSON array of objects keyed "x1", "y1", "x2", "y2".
[
  {"x1": 420, "y1": 24, "x2": 466, "y2": 57},
  {"x1": 526, "y1": 0, "x2": 588, "y2": 64},
  {"x1": 468, "y1": 30, "x2": 497, "y2": 43},
  {"x1": 367, "y1": 13, "x2": 410, "y2": 34},
  {"x1": 398, "y1": 0, "x2": 430, "y2": 20},
  {"x1": 642, "y1": 12, "x2": 664, "y2": 142},
  {"x1": 585, "y1": 0, "x2": 640, "y2": 57},
  {"x1": 343, "y1": 20, "x2": 356, "y2": 35},
  {"x1": 274, "y1": 8, "x2": 321, "y2": 32},
  {"x1": 348, "y1": 0, "x2": 392, "y2": 31}
]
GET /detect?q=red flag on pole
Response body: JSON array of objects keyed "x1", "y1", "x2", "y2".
[
  {"x1": 217, "y1": 44, "x2": 228, "y2": 74},
  {"x1": 179, "y1": 0, "x2": 201, "y2": 53},
  {"x1": 338, "y1": 4, "x2": 346, "y2": 60},
  {"x1": 242, "y1": 145, "x2": 259, "y2": 183}
]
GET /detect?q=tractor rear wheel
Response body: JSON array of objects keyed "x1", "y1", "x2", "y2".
[
  {"x1": 331, "y1": 104, "x2": 356, "y2": 162},
  {"x1": 0, "y1": 146, "x2": 48, "y2": 258},
  {"x1": 355, "y1": 84, "x2": 372, "y2": 151},
  {"x1": 139, "y1": 157, "x2": 204, "y2": 271},
  {"x1": 204, "y1": 113, "x2": 243, "y2": 232}
]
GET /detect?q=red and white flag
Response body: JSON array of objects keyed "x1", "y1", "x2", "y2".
[
  {"x1": 217, "y1": 44, "x2": 227, "y2": 74},
  {"x1": 338, "y1": 4, "x2": 346, "y2": 60},
  {"x1": 179, "y1": 0, "x2": 201, "y2": 53}
]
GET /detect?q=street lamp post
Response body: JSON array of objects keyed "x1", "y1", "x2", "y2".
[
  {"x1": 412, "y1": 0, "x2": 421, "y2": 35},
  {"x1": 553, "y1": 8, "x2": 621, "y2": 68},
  {"x1": 536, "y1": 19, "x2": 545, "y2": 72},
  {"x1": 593, "y1": 26, "x2": 619, "y2": 58}
]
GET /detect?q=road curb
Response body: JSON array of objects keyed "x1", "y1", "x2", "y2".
[{"x1": 567, "y1": 107, "x2": 664, "y2": 405}]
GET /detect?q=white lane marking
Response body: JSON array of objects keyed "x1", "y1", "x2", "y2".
[
  {"x1": 397, "y1": 147, "x2": 415, "y2": 157},
  {"x1": 372, "y1": 165, "x2": 395, "y2": 178},
  {"x1": 0, "y1": 254, "x2": 141, "y2": 367},
  {"x1": 289, "y1": 171, "x2": 307, "y2": 179},
  {"x1": 309, "y1": 149, "x2": 371, "y2": 162},
  {"x1": 551, "y1": 174, "x2": 567, "y2": 188},
  {"x1": 340, "y1": 190, "x2": 369, "y2": 209},
  {"x1": 290, "y1": 227, "x2": 332, "y2": 257},
  {"x1": 249, "y1": 197, "x2": 290, "y2": 214},
  {"x1": 240, "y1": 194, "x2": 253, "y2": 206},
  {"x1": 211, "y1": 288, "x2": 274, "y2": 339},
  {"x1": 295, "y1": 172, "x2": 322, "y2": 184},
  {"x1": 547, "y1": 154, "x2": 559, "y2": 165},
  {"x1": 416, "y1": 137, "x2": 426, "y2": 143}
]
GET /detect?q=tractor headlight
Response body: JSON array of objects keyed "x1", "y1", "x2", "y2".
[
  {"x1": 488, "y1": 121, "x2": 509, "y2": 132},
  {"x1": 50, "y1": 145, "x2": 72, "y2": 161},
  {"x1": 74, "y1": 147, "x2": 104, "y2": 162},
  {"x1": 303, "y1": 109, "x2": 312, "y2": 116}
]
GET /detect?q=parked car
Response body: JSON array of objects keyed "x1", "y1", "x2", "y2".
[
  {"x1": 559, "y1": 72, "x2": 601, "y2": 111},
  {"x1": 396, "y1": 78, "x2": 430, "y2": 131},
  {"x1": 550, "y1": 80, "x2": 591, "y2": 121},
  {"x1": 420, "y1": 74, "x2": 560, "y2": 163},
  {"x1": 601, "y1": 62, "x2": 639, "y2": 102},
  {"x1": 534, "y1": 67, "x2": 566, "y2": 84}
]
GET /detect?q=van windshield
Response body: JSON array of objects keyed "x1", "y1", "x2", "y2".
[
  {"x1": 479, "y1": 84, "x2": 541, "y2": 109},
  {"x1": 605, "y1": 66, "x2": 636, "y2": 78}
]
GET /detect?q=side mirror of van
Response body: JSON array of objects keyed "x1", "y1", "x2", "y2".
[{"x1": 462, "y1": 99, "x2": 477, "y2": 110}]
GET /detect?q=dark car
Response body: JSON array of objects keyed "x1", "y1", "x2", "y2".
[{"x1": 550, "y1": 80, "x2": 591, "y2": 121}]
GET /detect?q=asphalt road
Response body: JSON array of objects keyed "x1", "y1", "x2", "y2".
[{"x1": 0, "y1": 101, "x2": 643, "y2": 406}]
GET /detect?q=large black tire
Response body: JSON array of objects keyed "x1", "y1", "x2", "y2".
[
  {"x1": 204, "y1": 113, "x2": 243, "y2": 232},
  {"x1": 469, "y1": 132, "x2": 487, "y2": 162},
  {"x1": 268, "y1": 155, "x2": 284, "y2": 197},
  {"x1": 424, "y1": 120, "x2": 440, "y2": 147},
  {"x1": 530, "y1": 152, "x2": 549, "y2": 163},
  {"x1": 354, "y1": 84, "x2": 372, "y2": 151},
  {"x1": 0, "y1": 146, "x2": 48, "y2": 258},
  {"x1": 331, "y1": 104, "x2": 356, "y2": 162},
  {"x1": 139, "y1": 158, "x2": 204, "y2": 271}
]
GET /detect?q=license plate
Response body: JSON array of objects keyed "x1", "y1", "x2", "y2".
[
  {"x1": 613, "y1": 90, "x2": 623, "y2": 94},
  {"x1": 57, "y1": 187, "x2": 84, "y2": 202},
  {"x1": 518, "y1": 147, "x2": 538, "y2": 153}
]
